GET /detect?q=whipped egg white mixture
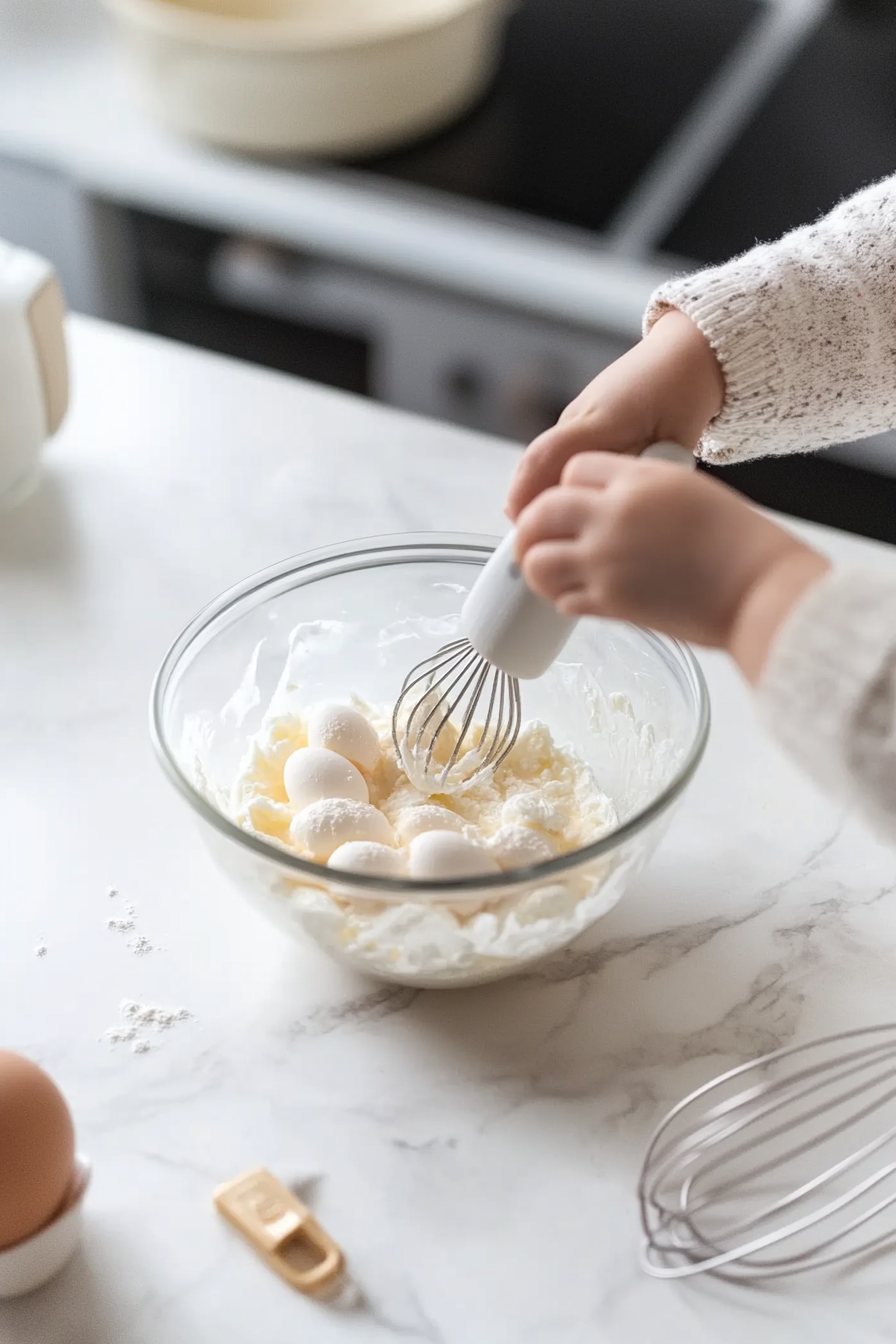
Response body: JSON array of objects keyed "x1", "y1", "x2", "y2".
[
  {"x1": 230, "y1": 699, "x2": 618, "y2": 879},
  {"x1": 218, "y1": 699, "x2": 630, "y2": 983}
]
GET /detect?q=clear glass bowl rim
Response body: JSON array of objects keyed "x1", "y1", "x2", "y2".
[{"x1": 149, "y1": 531, "x2": 711, "y2": 897}]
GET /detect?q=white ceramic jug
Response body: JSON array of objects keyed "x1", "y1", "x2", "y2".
[{"x1": 0, "y1": 240, "x2": 68, "y2": 508}]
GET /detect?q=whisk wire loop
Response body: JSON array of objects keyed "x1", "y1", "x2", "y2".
[
  {"x1": 392, "y1": 637, "x2": 522, "y2": 792},
  {"x1": 647, "y1": 1163, "x2": 896, "y2": 1280},
  {"x1": 651, "y1": 1048, "x2": 896, "y2": 1217},
  {"x1": 442, "y1": 657, "x2": 492, "y2": 777},
  {"x1": 678, "y1": 1068, "x2": 896, "y2": 1232},
  {"x1": 644, "y1": 1037, "x2": 896, "y2": 1197},
  {"x1": 639, "y1": 1024, "x2": 896, "y2": 1281},
  {"x1": 410, "y1": 646, "x2": 481, "y2": 758}
]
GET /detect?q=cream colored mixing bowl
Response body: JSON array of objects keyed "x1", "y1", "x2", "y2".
[
  {"x1": 150, "y1": 534, "x2": 710, "y2": 988},
  {"x1": 100, "y1": 0, "x2": 508, "y2": 155}
]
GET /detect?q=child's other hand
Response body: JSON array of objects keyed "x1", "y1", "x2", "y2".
[
  {"x1": 514, "y1": 453, "x2": 830, "y2": 684},
  {"x1": 505, "y1": 310, "x2": 724, "y2": 521}
]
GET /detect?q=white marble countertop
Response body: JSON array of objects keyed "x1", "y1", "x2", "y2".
[{"x1": 3, "y1": 316, "x2": 896, "y2": 1344}]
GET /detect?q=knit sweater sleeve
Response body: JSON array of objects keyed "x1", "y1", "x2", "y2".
[
  {"x1": 643, "y1": 175, "x2": 896, "y2": 464},
  {"x1": 757, "y1": 566, "x2": 896, "y2": 846}
]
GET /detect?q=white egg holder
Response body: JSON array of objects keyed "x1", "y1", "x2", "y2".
[{"x1": 0, "y1": 1155, "x2": 90, "y2": 1298}]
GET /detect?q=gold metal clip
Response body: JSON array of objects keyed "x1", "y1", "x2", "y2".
[{"x1": 213, "y1": 1168, "x2": 344, "y2": 1295}]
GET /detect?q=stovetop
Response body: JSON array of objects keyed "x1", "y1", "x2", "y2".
[{"x1": 347, "y1": 0, "x2": 896, "y2": 266}]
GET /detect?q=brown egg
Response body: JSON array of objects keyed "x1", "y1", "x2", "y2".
[{"x1": 0, "y1": 1051, "x2": 76, "y2": 1251}]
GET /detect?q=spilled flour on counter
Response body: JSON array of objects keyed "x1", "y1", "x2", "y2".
[
  {"x1": 104, "y1": 893, "x2": 163, "y2": 955},
  {"x1": 103, "y1": 999, "x2": 194, "y2": 1055},
  {"x1": 106, "y1": 909, "x2": 137, "y2": 934},
  {"x1": 127, "y1": 935, "x2": 157, "y2": 957}
]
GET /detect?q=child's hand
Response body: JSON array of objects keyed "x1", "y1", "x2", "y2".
[
  {"x1": 514, "y1": 453, "x2": 830, "y2": 684},
  {"x1": 505, "y1": 311, "x2": 725, "y2": 521}
]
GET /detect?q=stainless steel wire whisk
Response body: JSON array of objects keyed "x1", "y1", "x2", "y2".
[
  {"x1": 392, "y1": 441, "x2": 696, "y2": 793},
  {"x1": 391, "y1": 530, "x2": 572, "y2": 792},
  {"x1": 391, "y1": 634, "x2": 524, "y2": 794},
  {"x1": 639, "y1": 1023, "x2": 896, "y2": 1282}
]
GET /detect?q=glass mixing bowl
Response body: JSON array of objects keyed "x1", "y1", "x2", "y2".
[{"x1": 150, "y1": 533, "x2": 710, "y2": 988}]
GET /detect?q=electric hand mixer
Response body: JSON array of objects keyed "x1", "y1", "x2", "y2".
[{"x1": 392, "y1": 441, "x2": 695, "y2": 792}]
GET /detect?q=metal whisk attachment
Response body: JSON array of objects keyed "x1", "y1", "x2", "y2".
[
  {"x1": 392, "y1": 637, "x2": 523, "y2": 793},
  {"x1": 639, "y1": 1024, "x2": 896, "y2": 1282},
  {"x1": 392, "y1": 532, "x2": 576, "y2": 793}
]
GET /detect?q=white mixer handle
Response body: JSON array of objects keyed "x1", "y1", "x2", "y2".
[
  {"x1": 640, "y1": 440, "x2": 696, "y2": 469},
  {"x1": 460, "y1": 529, "x2": 575, "y2": 679},
  {"x1": 460, "y1": 441, "x2": 695, "y2": 679}
]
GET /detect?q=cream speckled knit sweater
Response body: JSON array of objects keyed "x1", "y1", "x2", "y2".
[{"x1": 644, "y1": 175, "x2": 896, "y2": 844}]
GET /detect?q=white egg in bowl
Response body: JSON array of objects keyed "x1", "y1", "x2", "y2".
[{"x1": 150, "y1": 533, "x2": 709, "y2": 988}]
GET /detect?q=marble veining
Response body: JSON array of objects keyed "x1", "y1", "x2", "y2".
[{"x1": 2, "y1": 318, "x2": 896, "y2": 1342}]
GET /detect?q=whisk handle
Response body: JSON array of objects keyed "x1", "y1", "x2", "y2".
[
  {"x1": 461, "y1": 443, "x2": 695, "y2": 679},
  {"x1": 460, "y1": 530, "x2": 577, "y2": 679}
]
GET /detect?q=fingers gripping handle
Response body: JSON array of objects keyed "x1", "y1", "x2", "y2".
[{"x1": 461, "y1": 442, "x2": 695, "y2": 679}]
